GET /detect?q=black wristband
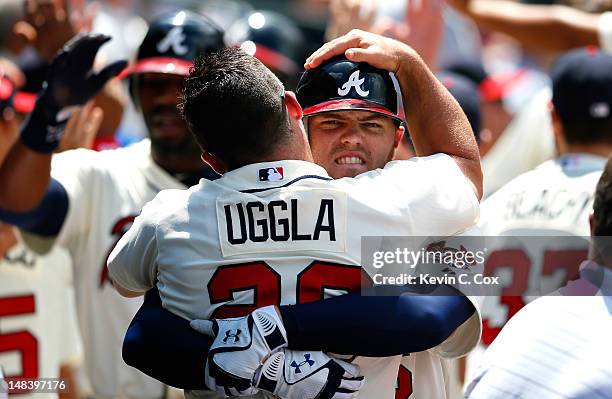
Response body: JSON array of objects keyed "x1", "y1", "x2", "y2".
[{"x1": 19, "y1": 95, "x2": 66, "y2": 154}]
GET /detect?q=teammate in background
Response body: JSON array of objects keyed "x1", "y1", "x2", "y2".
[
  {"x1": 442, "y1": 58, "x2": 557, "y2": 197},
  {"x1": 1, "y1": 70, "x2": 82, "y2": 399},
  {"x1": 466, "y1": 157, "x2": 612, "y2": 399},
  {"x1": 447, "y1": 0, "x2": 612, "y2": 53},
  {"x1": 109, "y1": 30, "x2": 482, "y2": 398},
  {"x1": 0, "y1": 10, "x2": 224, "y2": 398},
  {"x1": 0, "y1": 223, "x2": 82, "y2": 399},
  {"x1": 224, "y1": 10, "x2": 309, "y2": 89},
  {"x1": 469, "y1": 47, "x2": 612, "y2": 385},
  {"x1": 437, "y1": 72, "x2": 483, "y2": 147}
]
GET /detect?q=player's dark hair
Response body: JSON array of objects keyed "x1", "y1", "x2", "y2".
[
  {"x1": 593, "y1": 157, "x2": 612, "y2": 236},
  {"x1": 560, "y1": 117, "x2": 612, "y2": 146},
  {"x1": 179, "y1": 47, "x2": 291, "y2": 169}
]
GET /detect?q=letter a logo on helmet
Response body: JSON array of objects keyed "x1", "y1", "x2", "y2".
[
  {"x1": 297, "y1": 56, "x2": 403, "y2": 123},
  {"x1": 156, "y1": 26, "x2": 189, "y2": 56},
  {"x1": 338, "y1": 70, "x2": 369, "y2": 97}
]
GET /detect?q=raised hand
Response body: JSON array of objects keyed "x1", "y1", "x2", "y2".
[
  {"x1": 42, "y1": 33, "x2": 126, "y2": 114},
  {"x1": 57, "y1": 100, "x2": 103, "y2": 152},
  {"x1": 305, "y1": 29, "x2": 419, "y2": 74},
  {"x1": 19, "y1": 33, "x2": 125, "y2": 153}
]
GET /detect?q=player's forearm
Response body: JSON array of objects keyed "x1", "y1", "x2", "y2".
[
  {"x1": 123, "y1": 289, "x2": 212, "y2": 390},
  {"x1": 462, "y1": 2, "x2": 599, "y2": 51},
  {"x1": 279, "y1": 285, "x2": 475, "y2": 356},
  {"x1": 396, "y1": 53, "x2": 482, "y2": 198},
  {"x1": 0, "y1": 142, "x2": 53, "y2": 211},
  {"x1": 126, "y1": 285, "x2": 475, "y2": 389}
]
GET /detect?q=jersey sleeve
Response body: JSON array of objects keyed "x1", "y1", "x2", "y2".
[
  {"x1": 377, "y1": 154, "x2": 479, "y2": 236},
  {"x1": 421, "y1": 227, "x2": 484, "y2": 359},
  {"x1": 599, "y1": 12, "x2": 612, "y2": 54},
  {"x1": 106, "y1": 196, "x2": 160, "y2": 292}
]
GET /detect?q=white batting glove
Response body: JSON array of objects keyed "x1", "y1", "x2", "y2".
[
  {"x1": 255, "y1": 350, "x2": 364, "y2": 399},
  {"x1": 190, "y1": 306, "x2": 288, "y2": 396}
]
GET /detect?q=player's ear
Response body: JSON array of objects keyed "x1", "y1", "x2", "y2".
[
  {"x1": 393, "y1": 124, "x2": 405, "y2": 149},
  {"x1": 284, "y1": 91, "x2": 303, "y2": 121},
  {"x1": 201, "y1": 152, "x2": 226, "y2": 175}
]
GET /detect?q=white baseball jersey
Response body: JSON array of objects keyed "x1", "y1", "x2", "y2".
[
  {"x1": 469, "y1": 153, "x2": 607, "y2": 385},
  {"x1": 22, "y1": 139, "x2": 182, "y2": 398},
  {"x1": 465, "y1": 261, "x2": 612, "y2": 399},
  {"x1": 0, "y1": 240, "x2": 82, "y2": 399},
  {"x1": 599, "y1": 12, "x2": 612, "y2": 53},
  {"x1": 109, "y1": 155, "x2": 483, "y2": 399},
  {"x1": 481, "y1": 87, "x2": 555, "y2": 197}
]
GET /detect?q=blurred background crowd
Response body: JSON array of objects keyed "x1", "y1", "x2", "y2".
[{"x1": 0, "y1": 0, "x2": 608, "y2": 195}]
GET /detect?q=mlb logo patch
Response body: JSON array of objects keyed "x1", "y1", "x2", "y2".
[{"x1": 259, "y1": 167, "x2": 284, "y2": 182}]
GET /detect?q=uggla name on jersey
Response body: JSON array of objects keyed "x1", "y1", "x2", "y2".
[{"x1": 223, "y1": 198, "x2": 336, "y2": 244}]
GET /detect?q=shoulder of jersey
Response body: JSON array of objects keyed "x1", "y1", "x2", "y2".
[{"x1": 143, "y1": 188, "x2": 191, "y2": 220}]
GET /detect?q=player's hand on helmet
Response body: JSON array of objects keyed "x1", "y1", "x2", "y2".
[
  {"x1": 41, "y1": 33, "x2": 126, "y2": 117},
  {"x1": 255, "y1": 349, "x2": 364, "y2": 399},
  {"x1": 304, "y1": 29, "x2": 418, "y2": 75},
  {"x1": 190, "y1": 306, "x2": 288, "y2": 396}
]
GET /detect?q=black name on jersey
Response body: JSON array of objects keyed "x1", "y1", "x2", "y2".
[
  {"x1": 505, "y1": 189, "x2": 592, "y2": 222},
  {"x1": 224, "y1": 199, "x2": 336, "y2": 244}
]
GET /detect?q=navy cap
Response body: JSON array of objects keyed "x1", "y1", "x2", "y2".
[
  {"x1": 119, "y1": 10, "x2": 224, "y2": 78},
  {"x1": 296, "y1": 56, "x2": 402, "y2": 123},
  {"x1": 438, "y1": 71, "x2": 482, "y2": 141},
  {"x1": 552, "y1": 47, "x2": 612, "y2": 125}
]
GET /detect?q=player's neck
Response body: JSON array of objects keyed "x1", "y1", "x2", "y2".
[
  {"x1": 226, "y1": 134, "x2": 314, "y2": 172},
  {"x1": 151, "y1": 148, "x2": 204, "y2": 173}
]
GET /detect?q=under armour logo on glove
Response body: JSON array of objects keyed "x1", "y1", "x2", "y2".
[
  {"x1": 157, "y1": 26, "x2": 188, "y2": 55},
  {"x1": 223, "y1": 329, "x2": 242, "y2": 343},
  {"x1": 190, "y1": 306, "x2": 289, "y2": 397},
  {"x1": 255, "y1": 350, "x2": 364, "y2": 399},
  {"x1": 338, "y1": 70, "x2": 369, "y2": 97},
  {"x1": 290, "y1": 353, "x2": 315, "y2": 373}
]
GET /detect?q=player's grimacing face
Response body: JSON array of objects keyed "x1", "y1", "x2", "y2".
[{"x1": 307, "y1": 111, "x2": 403, "y2": 178}]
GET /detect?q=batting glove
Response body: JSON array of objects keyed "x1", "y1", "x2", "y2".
[
  {"x1": 20, "y1": 33, "x2": 126, "y2": 153},
  {"x1": 191, "y1": 306, "x2": 288, "y2": 396},
  {"x1": 255, "y1": 350, "x2": 364, "y2": 399}
]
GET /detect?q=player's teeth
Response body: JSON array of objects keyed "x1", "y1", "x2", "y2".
[{"x1": 337, "y1": 157, "x2": 363, "y2": 165}]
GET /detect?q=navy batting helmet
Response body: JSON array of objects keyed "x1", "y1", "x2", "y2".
[
  {"x1": 224, "y1": 10, "x2": 307, "y2": 87},
  {"x1": 296, "y1": 56, "x2": 403, "y2": 123},
  {"x1": 121, "y1": 10, "x2": 224, "y2": 108},
  {"x1": 122, "y1": 10, "x2": 224, "y2": 78}
]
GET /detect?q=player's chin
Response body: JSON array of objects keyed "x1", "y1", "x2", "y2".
[{"x1": 152, "y1": 125, "x2": 192, "y2": 142}]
